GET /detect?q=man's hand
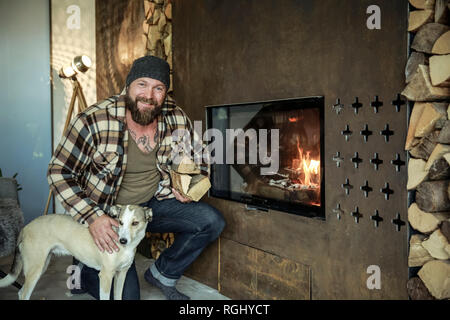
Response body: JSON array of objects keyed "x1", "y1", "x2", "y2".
[
  {"x1": 172, "y1": 187, "x2": 192, "y2": 203},
  {"x1": 88, "y1": 215, "x2": 120, "y2": 254}
]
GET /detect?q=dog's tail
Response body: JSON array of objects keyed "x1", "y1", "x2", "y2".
[{"x1": 0, "y1": 239, "x2": 23, "y2": 288}]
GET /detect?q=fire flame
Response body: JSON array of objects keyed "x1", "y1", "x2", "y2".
[{"x1": 294, "y1": 137, "x2": 320, "y2": 187}]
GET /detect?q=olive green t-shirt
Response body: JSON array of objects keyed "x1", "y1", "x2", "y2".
[{"x1": 115, "y1": 136, "x2": 160, "y2": 205}]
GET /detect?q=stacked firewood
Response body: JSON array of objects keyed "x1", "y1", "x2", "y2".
[
  {"x1": 403, "y1": 0, "x2": 450, "y2": 300},
  {"x1": 142, "y1": 0, "x2": 173, "y2": 93},
  {"x1": 142, "y1": 0, "x2": 174, "y2": 259}
]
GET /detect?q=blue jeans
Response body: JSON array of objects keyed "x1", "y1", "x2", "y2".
[{"x1": 80, "y1": 197, "x2": 225, "y2": 300}]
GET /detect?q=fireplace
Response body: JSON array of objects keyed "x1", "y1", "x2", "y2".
[{"x1": 206, "y1": 96, "x2": 325, "y2": 219}]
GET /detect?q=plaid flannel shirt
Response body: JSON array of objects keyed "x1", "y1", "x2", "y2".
[{"x1": 47, "y1": 91, "x2": 208, "y2": 225}]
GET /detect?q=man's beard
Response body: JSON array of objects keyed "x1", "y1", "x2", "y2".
[{"x1": 125, "y1": 94, "x2": 163, "y2": 126}]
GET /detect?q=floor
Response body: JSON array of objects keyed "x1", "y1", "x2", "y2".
[{"x1": 0, "y1": 253, "x2": 229, "y2": 300}]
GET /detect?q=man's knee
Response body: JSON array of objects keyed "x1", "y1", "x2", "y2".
[{"x1": 198, "y1": 203, "x2": 225, "y2": 240}]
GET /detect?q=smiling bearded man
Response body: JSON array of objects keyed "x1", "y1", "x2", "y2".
[{"x1": 47, "y1": 55, "x2": 225, "y2": 300}]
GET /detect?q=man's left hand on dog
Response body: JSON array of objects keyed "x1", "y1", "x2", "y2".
[{"x1": 89, "y1": 215, "x2": 120, "y2": 254}]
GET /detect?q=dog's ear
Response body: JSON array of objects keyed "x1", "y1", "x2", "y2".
[
  {"x1": 143, "y1": 207, "x2": 153, "y2": 221},
  {"x1": 109, "y1": 205, "x2": 122, "y2": 218}
]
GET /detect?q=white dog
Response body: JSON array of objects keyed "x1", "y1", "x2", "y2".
[{"x1": 0, "y1": 205, "x2": 151, "y2": 300}]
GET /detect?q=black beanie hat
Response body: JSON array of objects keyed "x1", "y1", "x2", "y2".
[{"x1": 126, "y1": 55, "x2": 170, "y2": 89}]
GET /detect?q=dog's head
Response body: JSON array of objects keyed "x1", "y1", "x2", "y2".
[{"x1": 109, "y1": 205, "x2": 152, "y2": 247}]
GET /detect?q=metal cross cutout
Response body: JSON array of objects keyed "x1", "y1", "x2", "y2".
[
  {"x1": 360, "y1": 124, "x2": 373, "y2": 142},
  {"x1": 351, "y1": 207, "x2": 363, "y2": 224},
  {"x1": 351, "y1": 152, "x2": 363, "y2": 169},
  {"x1": 332, "y1": 152, "x2": 344, "y2": 168},
  {"x1": 342, "y1": 178, "x2": 353, "y2": 195},
  {"x1": 392, "y1": 213, "x2": 405, "y2": 232},
  {"x1": 342, "y1": 125, "x2": 352, "y2": 141},
  {"x1": 380, "y1": 182, "x2": 394, "y2": 200},
  {"x1": 370, "y1": 153, "x2": 383, "y2": 171},
  {"x1": 391, "y1": 93, "x2": 405, "y2": 113},
  {"x1": 391, "y1": 153, "x2": 405, "y2": 172},
  {"x1": 371, "y1": 95, "x2": 383, "y2": 113},
  {"x1": 371, "y1": 210, "x2": 383, "y2": 228},
  {"x1": 360, "y1": 180, "x2": 373, "y2": 198},
  {"x1": 333, "y1": 203, "x2": 344, "y2": 220},
  {"x1": 380, "y1": 124, "x2": 394, "y2": 142},
  {"x1": 352, "y1": 97, "x2": 363, "y2": 114},
  {"x1": 332, "y1": 98, "x2": 344, "y2": 115}
]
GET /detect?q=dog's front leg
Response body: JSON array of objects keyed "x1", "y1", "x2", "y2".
[
  {"x1": 98, "y1": 269, "x2": 114, "y2": 300},
  {"x1": 113, "y1": 267, "x2": 129, "y2": 300}
]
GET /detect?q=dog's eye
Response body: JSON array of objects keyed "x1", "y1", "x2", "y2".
[
  {"x1": 119, "y1": 221, "x2": 123, "y2": 226},
  {"x1": 132, "y1": 221, "x2": 139, "y2": 226}
]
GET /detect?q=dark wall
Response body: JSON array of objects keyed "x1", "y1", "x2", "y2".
[{"x1": 173, "y1": 0, "x2": 409, "y2": 299}]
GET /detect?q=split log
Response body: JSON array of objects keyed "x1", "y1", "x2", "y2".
[
  {"x1": 442, "y1": 221, "x2": 450, "y2": 255},
  {"x1": 407, "y1": 277, "x2": 435, "y2": 300},
  {"x1": 418, "y1": 260, "x2": 450, "y2": 299},
  {"x1": 434, "y1": 0, "x2": 450, "y2": 24},
  {"x1": 144, "y1": 1, "x2": 155, "y2": 20},
  {"x1": 409, "y1": 0, "x2": 436, "y2": 9},
  {"x1": 401, "y1": 65, "x2": 450, "y2": 101},
  {"x1": 416, "y1": 180, "x2": 450, "y2": 212},
  {"x1": 165, "y1": 2, "x2": 172, "y2": 20},
  {"x1": 444, "y1": 153, "x2": 450, "y2": 164},
  {"x1": 171, "y1": 155, "x2": 201, "y2": 174},
  {"x1": 429, "y1": 157, "x2": 450, "y2": 180},
  {"x1": 406, "y1": 52, "x2": 427, "y2": 84},
  {"x1": 147, "y1": 25, "x2": 161, "y2": 51},
  {"x1": 170, "y1": 171, "x2": 211, "y2": 202},
  {"x1": 441, "y1": 220, "x2": 450, "y2": 241},
  {"x1": 432, "y1": 30, "x2": 450, "y2": 54},
  {"x1": 409, "y1": 234, "x2": 435, "y2": 266},
  {"x1": 408, "y1": 202, "x2": 450, "y2": 233},
  {"x1": 170, "y1": 170, "x2": 192, "y2": 194},
  {"x1": 409, "y1": 130, "x2": 440, "y2": 159},
  {"x1": 425, "y1": 143, "x2": 450, "y2": 170},
  {"x1": 411, "y1": 23, "x2": 449, "y2": 54},
  {"x1": 430, "y1": 54, "x2": 450, "y2": 87},
  {"x1": 407, "y1": 158, "x2": 429, "y2": 190},
  {"x1": 422, "y1": 229, "x2": 450, "y2": 259},
  {"x1": 406, "y1": 102, "x2": 427, "y2": 150},
  {"x1": 438, "y1": 121, "x2": 450, "y2": 143},
  {"x1": 414, "y1": 102, "x2": 447, "y2": 137},
  {"x1": 158, "y1": 9, "x2": 167, "y2": 33},
  {"x1": 409, "y1": 10, "x2": 434, "y2": 32}
]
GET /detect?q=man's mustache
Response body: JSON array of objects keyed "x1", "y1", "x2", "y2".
[{"x1": 136, "y1": 96, "x2": 156, "y2": 105}]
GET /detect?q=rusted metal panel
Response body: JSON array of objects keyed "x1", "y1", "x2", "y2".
[
  {"x1": 219, "y1": 238, "x2": 311, "y2": 300},
  {"x1": 173, "y1": 0, "x2": 409, "y2": 299}
]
